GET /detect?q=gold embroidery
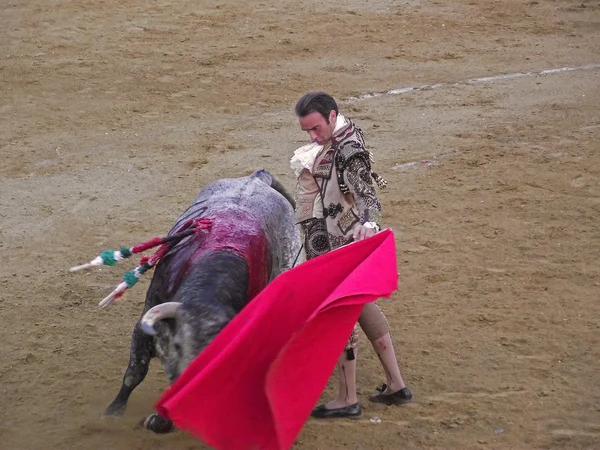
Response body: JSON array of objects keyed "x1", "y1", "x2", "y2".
[
  {"x1": 337, "y1": 209, "x2": 359, "y2": 235},
  {"x1": 312, "y1": 150, "x2": 335, "y2": 178}
]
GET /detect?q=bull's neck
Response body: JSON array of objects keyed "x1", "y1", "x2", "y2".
[{"x1": 177, "y1": 249, "x2": 250, "y2": 315}]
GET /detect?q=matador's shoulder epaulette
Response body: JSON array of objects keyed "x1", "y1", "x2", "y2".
[{"x1": 333, "y1": 121, "x2": 388, "y2": 193}]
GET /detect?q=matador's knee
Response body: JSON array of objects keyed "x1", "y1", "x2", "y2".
[{"x1": 358, "y1": 302, "x2": 390, "y2": 342}]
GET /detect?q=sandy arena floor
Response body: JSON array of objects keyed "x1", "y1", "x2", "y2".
[{"x1": 1, "y1": 0, "x2": 599, "y2": 448}]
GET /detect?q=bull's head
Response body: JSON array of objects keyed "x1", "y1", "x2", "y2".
[
  {"x1": 140, "y1": 302, "x2": 197, "y2": 380},
  {"x1": 140, "y1": 302, "x2": 230, "y2": 381}
]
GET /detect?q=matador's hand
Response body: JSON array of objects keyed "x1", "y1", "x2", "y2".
[{"x1": 352, "y1": 223, "x2": 378, "y2": 241}]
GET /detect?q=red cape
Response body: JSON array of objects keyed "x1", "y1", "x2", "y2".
[{"x1": 155, "y1": 229, "x2": 399, "y2": 449}]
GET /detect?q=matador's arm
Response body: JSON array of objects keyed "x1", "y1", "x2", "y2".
[{"x1": 342, "y1": 156, "x2": 382, "y2": 229}]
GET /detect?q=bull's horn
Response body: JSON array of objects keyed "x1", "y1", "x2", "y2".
[{"x1": 140, "y1": 302, "x2": 181, "y2": 336}]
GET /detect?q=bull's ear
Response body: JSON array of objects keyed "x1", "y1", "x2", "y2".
[{"x1": 140, "y1": 302, "x2": 181, "y2": 336}]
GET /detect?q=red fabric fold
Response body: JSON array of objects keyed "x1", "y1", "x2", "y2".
[{"x1": 155, "y1": 229, "x2": 399, "y2": 450}]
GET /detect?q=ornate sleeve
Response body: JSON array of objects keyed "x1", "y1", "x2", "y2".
[{"x1": 342, "y1": 157, "x2": 382, "y2": 227}]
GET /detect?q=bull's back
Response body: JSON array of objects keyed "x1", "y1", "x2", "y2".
[
  {"x1": 171, "y1": 171, "x2": 295, "y2": 240},
  {"x1": 164, "y1": 171, "x2": 299, "y2": 281},
  {"x1": 195, "y1": 173, "x2": 292, "y2": 221},
  {"x1": 171, "y1": 173, "x2": 287, "y2": 230}
]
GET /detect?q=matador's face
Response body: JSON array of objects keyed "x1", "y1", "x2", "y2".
[{"x1": 299, "y1": 110, "x2": 337, "y2": 146}]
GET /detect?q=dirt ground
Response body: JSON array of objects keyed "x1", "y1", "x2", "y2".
[{"x1": 1, "y1": 0, "x2": 599, "y2": 449}]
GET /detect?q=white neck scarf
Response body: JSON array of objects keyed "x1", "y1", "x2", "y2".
[{"x1": 290, "y1": 114, "x2": 348, "y2": 176}]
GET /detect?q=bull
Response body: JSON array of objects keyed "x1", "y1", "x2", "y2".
[{"x1": 103, "y1": 169, "x2": 301, "y2": 433}]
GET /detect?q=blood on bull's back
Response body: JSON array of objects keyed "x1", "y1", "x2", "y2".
[{"x1": 169, "y1": 170, "x2": 299, "y2": 280}]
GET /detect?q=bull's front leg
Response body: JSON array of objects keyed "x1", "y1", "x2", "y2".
[
  {"x1": 139, "y1": 327, "x2": 177, "y2": 434},
  {"x1": 104, "y1": 322, "x2": 153, "y2": 416}
]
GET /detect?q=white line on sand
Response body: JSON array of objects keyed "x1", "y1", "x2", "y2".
[{"x1": 341, "y1": 63, "x2": 600, "y2": 104}]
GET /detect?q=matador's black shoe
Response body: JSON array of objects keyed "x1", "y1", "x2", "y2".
[
  {"x1": 369, "y1": 384, "x2": 413, "y2": 405},
  {"x1": 311, "y1": 402, "x2": 363, "y2": 419}
]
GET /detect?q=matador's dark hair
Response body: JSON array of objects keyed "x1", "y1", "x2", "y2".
[{"x1": 294, "y1": 92, "x2": 339, "y2": 124}]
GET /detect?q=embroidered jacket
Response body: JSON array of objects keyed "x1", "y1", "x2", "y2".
[{"x1": 295, "y1": 119, "x2": 386, "y2": 260}]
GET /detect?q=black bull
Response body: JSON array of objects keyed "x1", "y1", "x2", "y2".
[{"x1": 103, "y1": 170, "x2": 301, "y2": 433}]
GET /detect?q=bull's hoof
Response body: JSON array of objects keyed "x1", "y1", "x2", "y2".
[{"x1": 140, "y1": 413, "x2": 175, "y2": 434}]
